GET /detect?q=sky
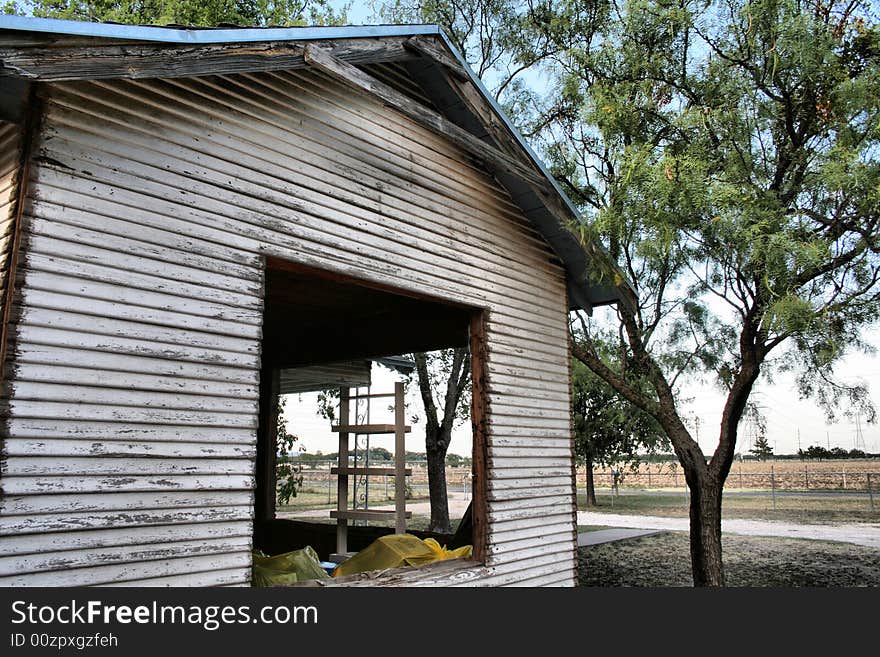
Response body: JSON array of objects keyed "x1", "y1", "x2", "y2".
[
  {"x1": 284, "y1": 1, "x2": 880, "y2": 458},
  {"x1": 283, "y1": 325, "x2": 880, "y2": 459}
]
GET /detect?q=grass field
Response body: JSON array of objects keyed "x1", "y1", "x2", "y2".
[{"x1": 577, "y1": 490, "x2": 879, "y2": 524}]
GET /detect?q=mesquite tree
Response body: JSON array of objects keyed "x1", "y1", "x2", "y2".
[
  {"x1": 531, "y1": 0, "x2": 880, "y2": 585},
  {"x1": 379, "y1": 0, "x2": 880, "y2": 585},
  {"x1": 412, "y1": 348, "x2": 471, "y2": 533},
  {"x1": 572, "y1": 332, "x2": 668, "y2": 506}
]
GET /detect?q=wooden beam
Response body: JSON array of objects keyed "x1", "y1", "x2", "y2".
[
  {"x1": 0, "y1": 37, "x2": 418, "y2": 82},
  {"x1": 302, "y1": 43, "x2": 550, "y2": 192},
  {"x1": 404, "y1": 35, "x2": 468, "y2": 80},
  {"x1": 469, "y1": 310, "x2": 490, "y2": 564},
  {"x1": 394, "y1": 381, "x2": 407, "y2": 535},
  {"x1": 406, "y1": 43, "x2": 522, "y2": 160}
]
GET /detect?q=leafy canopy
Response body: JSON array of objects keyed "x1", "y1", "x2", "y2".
[
  {"x1": 4, "y1": 0, "x2": 349, "y2": 27},
  {"x1": 507, "y1": 0, "x2": 880, "y2": 429}
]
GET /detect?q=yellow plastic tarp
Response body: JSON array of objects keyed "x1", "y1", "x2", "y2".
[
  {"x1": 252, "y1": 546, "x2": 330, "y2": 587},
  {"x1": 332, "y1": 534, "x2": 472, "y2": 578}
]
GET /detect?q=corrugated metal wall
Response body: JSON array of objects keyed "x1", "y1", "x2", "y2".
[{"x1": 0, "y1": 67, "x2": 576, "y2": 586}]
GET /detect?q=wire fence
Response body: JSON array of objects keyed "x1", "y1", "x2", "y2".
[
  {"x1": 579, "y1": 463, "x2": 879, "y2": 513},
  {"x1": 580, "y1": 464, "x2": 879, "y2": 494},
  {"x1": 287, "y1": 461, "x2": 472, "y2": 507}
]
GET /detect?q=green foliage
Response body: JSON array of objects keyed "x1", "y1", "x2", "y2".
[
  {"x1": 276, "y1": 395, "x2": 304, "y2": 505},
  {"x1": 10, "y1": 0, "x2": 349, "y2": 26},
  {"x1": 749, "y1": 435, "x2": 774, "y2": 461},
  {"x1": 445, "y1": 452, "x2": 471, "y2": 467},
  {"x1": 408, "y1": 348, "x2": 471, "y2": 428},
  {"x1": 571, "y1": 333, "x2": 668, "y2": 468}
]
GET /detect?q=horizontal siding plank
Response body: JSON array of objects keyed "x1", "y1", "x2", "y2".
[
  {"x1": 25, "y1": 231, "x2": 261, "y2": 298},
  {"x1": 12, "y1": 363, "x2": 258, "y2": 398},
  {"x1": 14, "y1": 306, "x2": 258, "y2": 356},
  {"x1": 490, "y1": 532, "x2": 572, "y2": 560},
  {"x1": 3, "y1": 437, "x2": 255, "y2": 458},
  {"x1": 0, "y1": 505, "x2": 253, "y2": 536},
  {"x1": 14, "y1": 324, "x2": 259, "y2": 368},
  {"x1": 2, "y1": 474, "x2": 254, "y2": 496},
  {"x1": 2, "y1": 456, "x2": 253, "y2": 477},
  {"x1": 487, "y1": 485, "x2": 574, "y2": 501},
  {"x1": 99, "y1": 568, "x2": 250, "y2": 587},
  {"x1": 13, "y1": 343, "x2": 258, "y2": 384},
  {"x1": 1, "y1": 490, "x2": 254, "y2": 516},
  {"x1": 486, "y1": 530, "x2": 574, "y2": 556},
  {"x1": 24, "y1": 248, "x2": 260, "y2": 311},
  {"x1": 487, "y1": 495, "x2": 574, "y2": 514},
  {"x1": 5, "y1": 400, "x2": 256, "y2": 427},
  {"x1": 488, "y1": 521, "x2": 577, "y2": 546},
  {"x1": 0, "y1": 552, "x2": 251, "y2": 587},
  {"x1": 488, "y1": 502, "x2": 575, "y2": 523},
  {"x1": 5, "y1": 418, "x2": 255, "y2": 444},
  {"x1": 488, "y1": 476, "x2": 575, "y2": 491},
  {"x1": 23, "y1": 267, "x2": 261, "y2": 328},
  {"x1": 0, "y1": 536, "x2": 252, "y2": 577},
  {"x1": 9, "y1": 381, "x2": 258, "y2": 415},
  {"x1": 2, "y1": 522, "x2": 252, "y2": 556}
]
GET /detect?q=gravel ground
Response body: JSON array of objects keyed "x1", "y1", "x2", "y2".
[{"x1": 578, "y1": 531, "x2": 880, "y2": 586}]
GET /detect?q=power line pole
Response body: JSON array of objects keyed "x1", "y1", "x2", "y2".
[{"x1": 854, "y1": 412, "x2": 866, "y2": 452}]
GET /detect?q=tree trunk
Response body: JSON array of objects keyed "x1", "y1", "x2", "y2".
[
  {"x1": 687, "y1": 473, "x2": 724, "y2": 586},
  {"x1": 426, "y1": 425, "x2": 452, "y2": 533},
  {"x1": 585, "y1": 457, "x2": 598, "y2": 507}
]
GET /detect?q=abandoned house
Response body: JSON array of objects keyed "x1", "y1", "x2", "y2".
[{"x1": 0, "y1": 15, "x2": 629, "y2": 586}]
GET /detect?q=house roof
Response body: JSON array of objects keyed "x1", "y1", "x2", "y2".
[{"x1": 0, "y1": 15, "x2": 635, "y2": 312}]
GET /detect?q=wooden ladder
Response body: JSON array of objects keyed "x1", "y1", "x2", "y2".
[{"x1": 331, "y1": 381, "x2": 411, "y2": 556}]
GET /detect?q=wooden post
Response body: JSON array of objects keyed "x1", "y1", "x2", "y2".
[
  {"x1": 394, "y1": 381, "x2": 407, "y2": 534},
  {"x1": 868, "y1": 473, "x2": 874, "y2": 513},
  {"x1": 336, "y1": 387, "x2": 350, "y2": 555},
  {"x1": 255, "y1": 365, "x2": 280, "y2": 522},
  {"x1": 804, "y1": 463, "x2": 809, "y2": 490},
  {"x1": 770, "y1": 465, "x2": 777, "y2": 511},
  {"x1": 469, "y1": 311, "x2": 489, "y2": 563}
]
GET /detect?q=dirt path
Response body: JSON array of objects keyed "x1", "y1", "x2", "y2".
[{"x1": 577, "y1": 511, "x2": 880, "y2": 549}]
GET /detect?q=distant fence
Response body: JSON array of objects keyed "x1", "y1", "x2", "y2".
[
  {"x1": 579, "y1": 466, "x2": 880, "y2": 494},
  {"x1": 287, "y1": 461, "x2": 472, "y2": 504}
]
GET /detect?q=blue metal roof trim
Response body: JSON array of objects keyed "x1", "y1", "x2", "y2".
[
  {"x1": 0, "y1": 14, "x2": 441, "y2": 43},
  {"x1": 0, "y1": 14, "x2": 630, "y2": 307}
]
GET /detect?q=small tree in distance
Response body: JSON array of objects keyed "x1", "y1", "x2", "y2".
[
  {"x1": 572, "y1": 334, "x2": 668, "y2": 505},
  {"x1": 749, "y1": 436, "x2": 774, "y2": 462}
]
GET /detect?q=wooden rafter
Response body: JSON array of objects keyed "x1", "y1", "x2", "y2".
[
  {"x1": 0, "y1": 37, "x2": 418, "y2": 82},
  {"x1": 302, "y1": 43, "x2": 550, "y2": 192},
  {"x1": 404, "y1": 37, "x2": 638, "y2": 311}
]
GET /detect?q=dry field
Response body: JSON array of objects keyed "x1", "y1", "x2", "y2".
[{"x1": 584, "y1": 458, "x2": 880, "y2": 491}]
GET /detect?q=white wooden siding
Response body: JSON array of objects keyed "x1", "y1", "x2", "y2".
[{"x1": 1, "y1": 67, "x2": 576, "y2": 586}]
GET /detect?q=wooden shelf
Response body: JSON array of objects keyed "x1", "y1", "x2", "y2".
[
  {"x1": 331, "y1": 509, "x2": 413, "y2": 521},
  {"x1": 331, "y1": 466, "x2": 412, "y2": 476},
  {"x1": 331, "y1": 423, "x2": 412, "y2": 434}
]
